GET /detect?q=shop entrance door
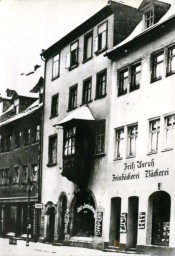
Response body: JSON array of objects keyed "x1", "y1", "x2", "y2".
[
  {"x1": 109, "y1": 197, "x2": 121, "y2": 247},
  {"x1": 127, "y1": 197, "x2": 139, "y2": 249},
  {"x1": 151, "y1": 191, "x2": 170, "y2": 246}
]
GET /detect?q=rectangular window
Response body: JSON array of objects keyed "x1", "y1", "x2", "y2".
[
  {"x1": 96, "y1": 70, "x2": 107, "y2": 99},
  {"x1": 48, "y1": 135, "x2": 57, "y2": 164},
  {"x1": 14, "y1": 166, "x2": 20, "y2": 184},
  {"x1": 22, "y1": 165, "x2": 28, "y2": 184},
  {"x1": 23, "y1": 128, "x2": 30, "y2": 146},
  {"x1": 84, "y1": 32, "x2": 93, "y2": 61},
  {"x1": 95, "y1": 121, "x2": 105, "y2": 154},
  {"x1": 64, "y1": 127, "x2": 76, "y2": 156},
  {"x1": 15, "y1": 131, "x2": 21, "y2": 148},
  {"x1": 32, "y1": 125, "x2": 40, "y2": 143},
  {"x1": 127, "y1": 124, "x2": 138, "y2": 157},
  {"x1": 130, "y1": 63, "x2": 141, "y2": 91},
  {"x1": 149, "y1": 119, "x2": 160, "y2": 153},
  {"x1": 167, "y1": 46, "x2": 175, "y2": 75},
  {"x1": 82, "y1": 78, "x2": 92, "y2": 104},
  {"x1": 32, "y1": 163, "x2": 38, "y2": 182},
  {"x1": 145, "y1": 10, "x2": 154, "y2": 28},
  {"x1": 95, "y1": 21, "x2": 107, "y2": 53},
  {"x1": 0, "y1": 135, "x2": 4, "y2": 153},
  {"x1": 52, "y1": 53, "x2": 60, "y2": 79},
  {"x1": 115, "y1": 128, "x2": 124, "y2": 159},
  {"x1": 152, "y1": 51, "x2": 164, "y2": 82},
  {"x1": 164, "y1": 115, "x2": 175, "y2": 149},
  {"x1": 68, "y1": 85, "x2": 77, "y2": 110},
  {"x1": 51, "y1": 94, "x2": 59, "y2": 117},
  {"x1": 4, "y1": 168, "x2": 9, "y2": 185},
  {"x1": 118, "y1": 69, "x2": 128, "y2": 96},
  {"x1": 0, "y1": 169, "x2": 4, "y2": 186},
  {"x1": 70, "y1": 41, "x2": 78, "y2": 67}
]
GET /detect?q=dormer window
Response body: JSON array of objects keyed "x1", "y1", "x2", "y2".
[{"x1": 145, "y1": 9, "x2": 154, "y2": 28}]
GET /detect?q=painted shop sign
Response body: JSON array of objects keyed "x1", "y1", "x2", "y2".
[
  {"x1": 77, "y1": 203, "x2": 96, "y2": 215},
  {"x1": 120, "y1": 213, "x2": 127, "y2": 233},
  {"x1": 138, "y1": 212, "x2": 146, "y2": 229},
  {"x1": 64, "y1": 210, "x2": 69, "y2": 234},
  {"x1": 95, "y1": 212, "x2": 103, "y2": 237},
  {"x1": 112, "y1": 158, "x2": 169, "y2": 181},
  {"x1": 0, "y1": 186, "x2": 38, "y2": 197}
]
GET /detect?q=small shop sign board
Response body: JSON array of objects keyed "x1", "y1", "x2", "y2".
[{"x1": 35, "y1": 203, "x2": 43, "y2": 209}]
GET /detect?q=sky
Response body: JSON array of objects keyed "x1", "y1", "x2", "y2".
[{"x1": 0, "y1": 0, "x2": 143, "y2": 96}]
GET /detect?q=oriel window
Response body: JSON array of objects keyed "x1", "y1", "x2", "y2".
[
  {"x1": 95, "y1": 121, "x2": 105, "y2": 154},
  {"x1": 115, "y1": 128, "x2": 124, "y2": 159},
  {"x1": 52, "y1": 53, "x2": 60, "y2": 79},
  {"x1": 82, "y1": 78, "x2": 92, "y2": 104},
  {"x1": 64, "y1": 127, "x2": 76, "y2": 156},
  {"x1": 165, "y1": 115, "x2": 175, "y2": 149},
  {"x1": 149, "y1": 119, "x2": 160, "y2": 153},
  {"x1": 68, "y1": 85, "x2": 77, "y2": 110},
  {"x1": 48, "y1": 135, "x2": 57, "y2": 164},
  {"x1": 118, "y1": 69, "x2": 128, "y2": 96},
  {"x1": 127, "y1": 125, "x2": 138, "y2": 157}
]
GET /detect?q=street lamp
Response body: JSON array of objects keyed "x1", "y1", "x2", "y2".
[{"x1": 26, "y1": 178, "x2": 33, "y2": 246}]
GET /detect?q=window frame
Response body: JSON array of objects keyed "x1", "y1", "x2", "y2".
[
  {"x1": 63, "y1": 126, "x2": 76, "y2": 157},
  {"x1": 130, "y1": 62, "x2": 141, "y2": 92},
  {"x1": 23, "y1": 128, "x2": 30, "y2": 146},
  {"x1": 15, "y1": 131, "x2": 22, "y2": 149},
  {"x1": 52, "y1": 53, "x2": 60, "y2": 80},
  {"x1": 114, "y1": 127, "x2": 125, "y2": 160},
  {"x1": 70, "y1": 40, "x2": 79, "y2": 69},
  {"x1": 31, "y1": 163, "x2": 39, "y2": 182},
  {"x1": 14, "y1": 166, "x2": 20, "y2": 185},
  {"x1": 68, "y1": 84, "x2": 78, "y2": 111},
  {"x1": 50, "y1": 93, "x2": 59, "y2": 118},
  {"x1": 22, "y1": 165, "x2": 29, "y2": 184},
  {"x1": 82, "y1": 77, "x2": 92, "y2": 105},
  {"x1": 95, "y1": 69, "x2": 107, "y2": 99},
  {"x1": 95, "y1": 121, "x2": 105, "y2": 155},
  {"x1": 151, "y1": 50, "x2": 164, "y2": 82},
  {"x1": 164, "y1": 114, "x2": 175, "y2": 150},
  {"x1": 145, "y1": 9, "x2": 154, "y2": 28},
  {"x1": 48, "y1": 134, "x2": 57, "y2": 166},
  {"x1": 149, "y1": 118, "x2": 160, "y2": 153},
  {"x1": 118, "y1": 68, "x2": 128, "y2": 96},
  {"x1": 167, "y1": 45, "x2": 175, "y2": 76},
  {"x1": 83, "y1": 31, "x2": 93, "y2": 63},
  {"x1": 95, "y1": 20, "x2": 108, "y2": 54},
  {"x1": 127, "y1": 124, "x2": 138, "y2": 157}
]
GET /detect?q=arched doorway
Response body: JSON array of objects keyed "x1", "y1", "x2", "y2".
[
  {"x1": 109, "y1": 197, "x2": 121, "y2": 247},
  {"x1": 148, "y1": 191, "x2": 170, "y2": 246},
  {"x1": 127, "y1": 196, "x2": 139, "y2": 249},
  {"x1": 70, "y1": 189, "x2": 96, "y2": 237},
  {"x1": 58, "y1": 193, "x2": 67, "y2": 241},
  {"x1": 45, "y1": 202, "x2": 56, "y2": 242}
]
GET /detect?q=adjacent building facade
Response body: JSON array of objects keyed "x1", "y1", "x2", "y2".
[
  {"x1": 40, "y1": 0, "x2": 141, "y2": 249},
  {"x1": 106, "y1": 0, "x2": 175, "y2": 255},
  {"x1": 0, "y1": 78, "x2": 43, "y2": 241}
]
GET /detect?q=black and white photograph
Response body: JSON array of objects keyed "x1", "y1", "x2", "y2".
[{"x1": 0, "y1": 0, "x2": 175, "y2": 255}]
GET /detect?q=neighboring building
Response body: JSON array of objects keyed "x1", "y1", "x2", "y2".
[
  {"x1": 0, "y1": 77, "x2": 43, "y2": 241},
  {"x1": 40, "y1": 0, "x2": 141, "y2": 249},
  {"x1": 106, "y1": 0, "x2": 175, "y2": 255}
]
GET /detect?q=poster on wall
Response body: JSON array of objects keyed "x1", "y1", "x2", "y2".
[
  {"x1": 120, "y1": 213, "x2": 127, "y2": 233},
  {"x1": 138, "y1": 212, "x2": 146, "y2": 229},
  {"x1": 95, "y1": 212, "x2": 103, "y2": 237}
]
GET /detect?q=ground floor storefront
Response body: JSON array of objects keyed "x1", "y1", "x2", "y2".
[{"x1": 0, "y1": 201, "x2": 39, "y2": 240}]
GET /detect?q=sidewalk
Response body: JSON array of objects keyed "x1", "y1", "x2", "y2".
[{"x1": 0, "y1": 238, "x2": 149, "y2": 256}]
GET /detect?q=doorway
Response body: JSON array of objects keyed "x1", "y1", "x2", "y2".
[
  {"x1": 47, "y1": 207, "x2": 55, "y2": 242},
  {"x1": 127, "y1": 196, "x2": 139, "y2": 249},
  {"x1": 59, "y1": 194, "x2": 67, "y2": 241},
  {"x1": 109, "y1": 197, "x2": 121, "y2": 247}
]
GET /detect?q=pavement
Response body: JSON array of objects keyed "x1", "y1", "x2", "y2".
[{"x1": 0, "y1": 238, "x2": 149, "y2": 256}]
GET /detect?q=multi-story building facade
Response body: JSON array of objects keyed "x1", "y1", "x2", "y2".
[
  {"x1": 0, "y1": 77, "x2": 43, "y2": 241},
  {"x1": 40, "y1": 0, "x2": 141, "y2": 249},
  {"x1": 106, "y1": 0, "x2": 175, "y2": 255}
]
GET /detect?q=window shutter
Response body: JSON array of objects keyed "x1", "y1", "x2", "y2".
[
  {"x1": 94, "y1": 36, "x2": 98, "y2": 52},
  {"x1": 65, "y1": 53, "x2": 70, "y2": 69}
]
